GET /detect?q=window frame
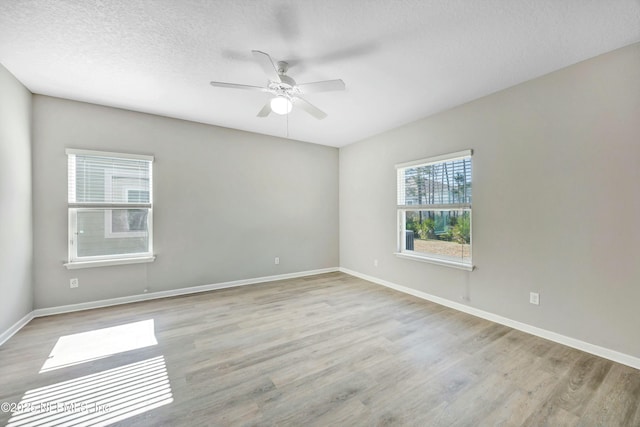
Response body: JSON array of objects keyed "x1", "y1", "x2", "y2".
[
  {"x1": 65, "y1": 149, "x2": 155, "y2": 269},
  {"x1": 395, "y1": 149, "x2": 474, "y2": 271}
]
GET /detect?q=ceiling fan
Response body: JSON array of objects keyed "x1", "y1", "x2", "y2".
[{"x1": 210, "y1": 50, "x2": 345, "y2": 120}]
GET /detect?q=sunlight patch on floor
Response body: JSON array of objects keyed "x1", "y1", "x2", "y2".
[
  {"x1": 40, "y1": 319, "x2": 157, "y2": 373},
  {"x1": 8, "y1": 356, "x2": 173, "y2": 427}
]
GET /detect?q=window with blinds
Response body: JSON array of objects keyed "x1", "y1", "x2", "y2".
[
  {"x1": 66, "y1": 149, "x2": 154, "y2": 265},
  {"x1": 396, "y1": 150, "x2": 473, "y2": 270}
]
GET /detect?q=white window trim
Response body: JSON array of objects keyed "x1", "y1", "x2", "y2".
[
  {"x1": 394, "y1": 252, "x2": 474, "y2": 271},
  {"x1": 66, "y1": 148, "x2": 154, "y2": 268},
  {"x1": 64, "y1": 256, "x2": 156, "y2": 270},
  {"x1": 65, "y1": 148, "x2": 153, "y2": 162},
  {"x1": 395, "y1": 150, "x2": 474, "y2": 270}
]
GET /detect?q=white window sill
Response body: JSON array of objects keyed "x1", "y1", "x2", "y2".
[
  {"x1": 64, "y1": 256, "x2": 156, "y2": 270},
  {"x1": 394, "y1": 252, "x2": 474, "y2": 271}
]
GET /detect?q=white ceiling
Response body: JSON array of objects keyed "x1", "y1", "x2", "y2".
[{"x1": 1, "y1": 1, "x2": 639, "y2": 147}]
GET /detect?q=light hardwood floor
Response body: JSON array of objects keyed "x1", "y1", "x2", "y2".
[{"x1": 1, "y1": 272, "x2": 639, "y2": 426}]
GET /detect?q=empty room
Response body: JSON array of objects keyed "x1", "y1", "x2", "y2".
[{"x1": 1, "y1": 1, "x2": 640, "y2": 426}]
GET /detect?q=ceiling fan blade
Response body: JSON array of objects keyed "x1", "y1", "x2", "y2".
[
  {"x1": 251, "y1": 50, "x2": 281, "y2": 82},
  {"x1": 296, "y1": 79, "x2": 345, "y2": 94},
  {"x1": 210, "y1": 81, "x2": 268, "y2": 92},
  {"x1": 257, "y1": 101, "x2": 272, "y2": 117},
  {"x1": 292, "y1": 97, "x2": 327, "y2": 120}
]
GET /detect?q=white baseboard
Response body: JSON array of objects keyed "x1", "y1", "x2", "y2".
[
  {"x1": 0, "y1": 268, "x2": 338, "y2": 344},
  {"x1": 0, "y1": 311, "x2": 35, "y2": 347},
  {"x1": 33, "y1": 267, "x2": 339, "y2": 317},
  {"x1": 8, "y1": 266, "x2": 639, "y2": 371},
  {"x1": 339, "y1": 267, "x2": 640, "y2": 371}
]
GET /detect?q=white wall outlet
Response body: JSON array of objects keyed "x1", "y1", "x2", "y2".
[
  {"x1": 70, "y1": 278, "x2": 79, "y2": 288},
  {"x1": 529, "y1": 292, "x2": 539, "y2": 305},
  {"x1": 274, "y1": 257, "x2": 280, "y2": 265},
  {"x1": 374, "y1": 259, "x2": 379, "y2": 267}
]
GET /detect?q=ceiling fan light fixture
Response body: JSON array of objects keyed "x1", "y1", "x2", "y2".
[{"x1": 270, "y1": 96, "x2": 293, "y2": 115}]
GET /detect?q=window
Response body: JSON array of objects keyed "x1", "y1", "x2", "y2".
[
  {"x1": 66, "y1": 149, "x2": 154, "y2": 268},
  {"x1": 396, "y1": 150, "x2": 473, "y2": 270}
]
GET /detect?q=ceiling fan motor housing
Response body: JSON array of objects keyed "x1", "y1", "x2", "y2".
[{"x1": 269, "y1": 74, "x2": 298, "y2": 98}]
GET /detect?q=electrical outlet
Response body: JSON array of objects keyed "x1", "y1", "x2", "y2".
[
  {"x1": 70, "y1": 278, "x2": 79, "y2": 289},
  {"x1": 275, "y1": 257, "x2": 280, "y2": 265},
  {"x1": 373, "y1": 259, "x2": 378, "y2": 267},
  {"x1": 529, "y1": 292, "x2": 539, "y2": 305}
]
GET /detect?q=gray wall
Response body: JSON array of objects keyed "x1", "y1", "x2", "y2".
[
  {"x1": 339, "y1": 43, "x2": 640, "y2": 358},
  {"x1": 33, "y1": 96, "x2": 339, "y2": 308},
  {"x1": 0, "y1": 64, "x2": 33, "y2": 332}
]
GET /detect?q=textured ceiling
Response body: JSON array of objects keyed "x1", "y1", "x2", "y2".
[{"x1": 1, "y1": 1, "x2": 639, "y2": 147}]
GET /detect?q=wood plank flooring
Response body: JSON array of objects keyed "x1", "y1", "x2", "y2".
[{"x1": 1, "y1": 272, "x2": 639, "y2": 426}]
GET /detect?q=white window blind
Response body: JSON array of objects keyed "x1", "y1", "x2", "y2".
[
  {"x1": 397, "y1": 149, "x2": 472, "y2": 210},
  {"x1": 68, "y1": 150, "x2": 153, "y2": 207},
  {"x1": 66, "y1": 149, "x2": 154, "y2": 265}
]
